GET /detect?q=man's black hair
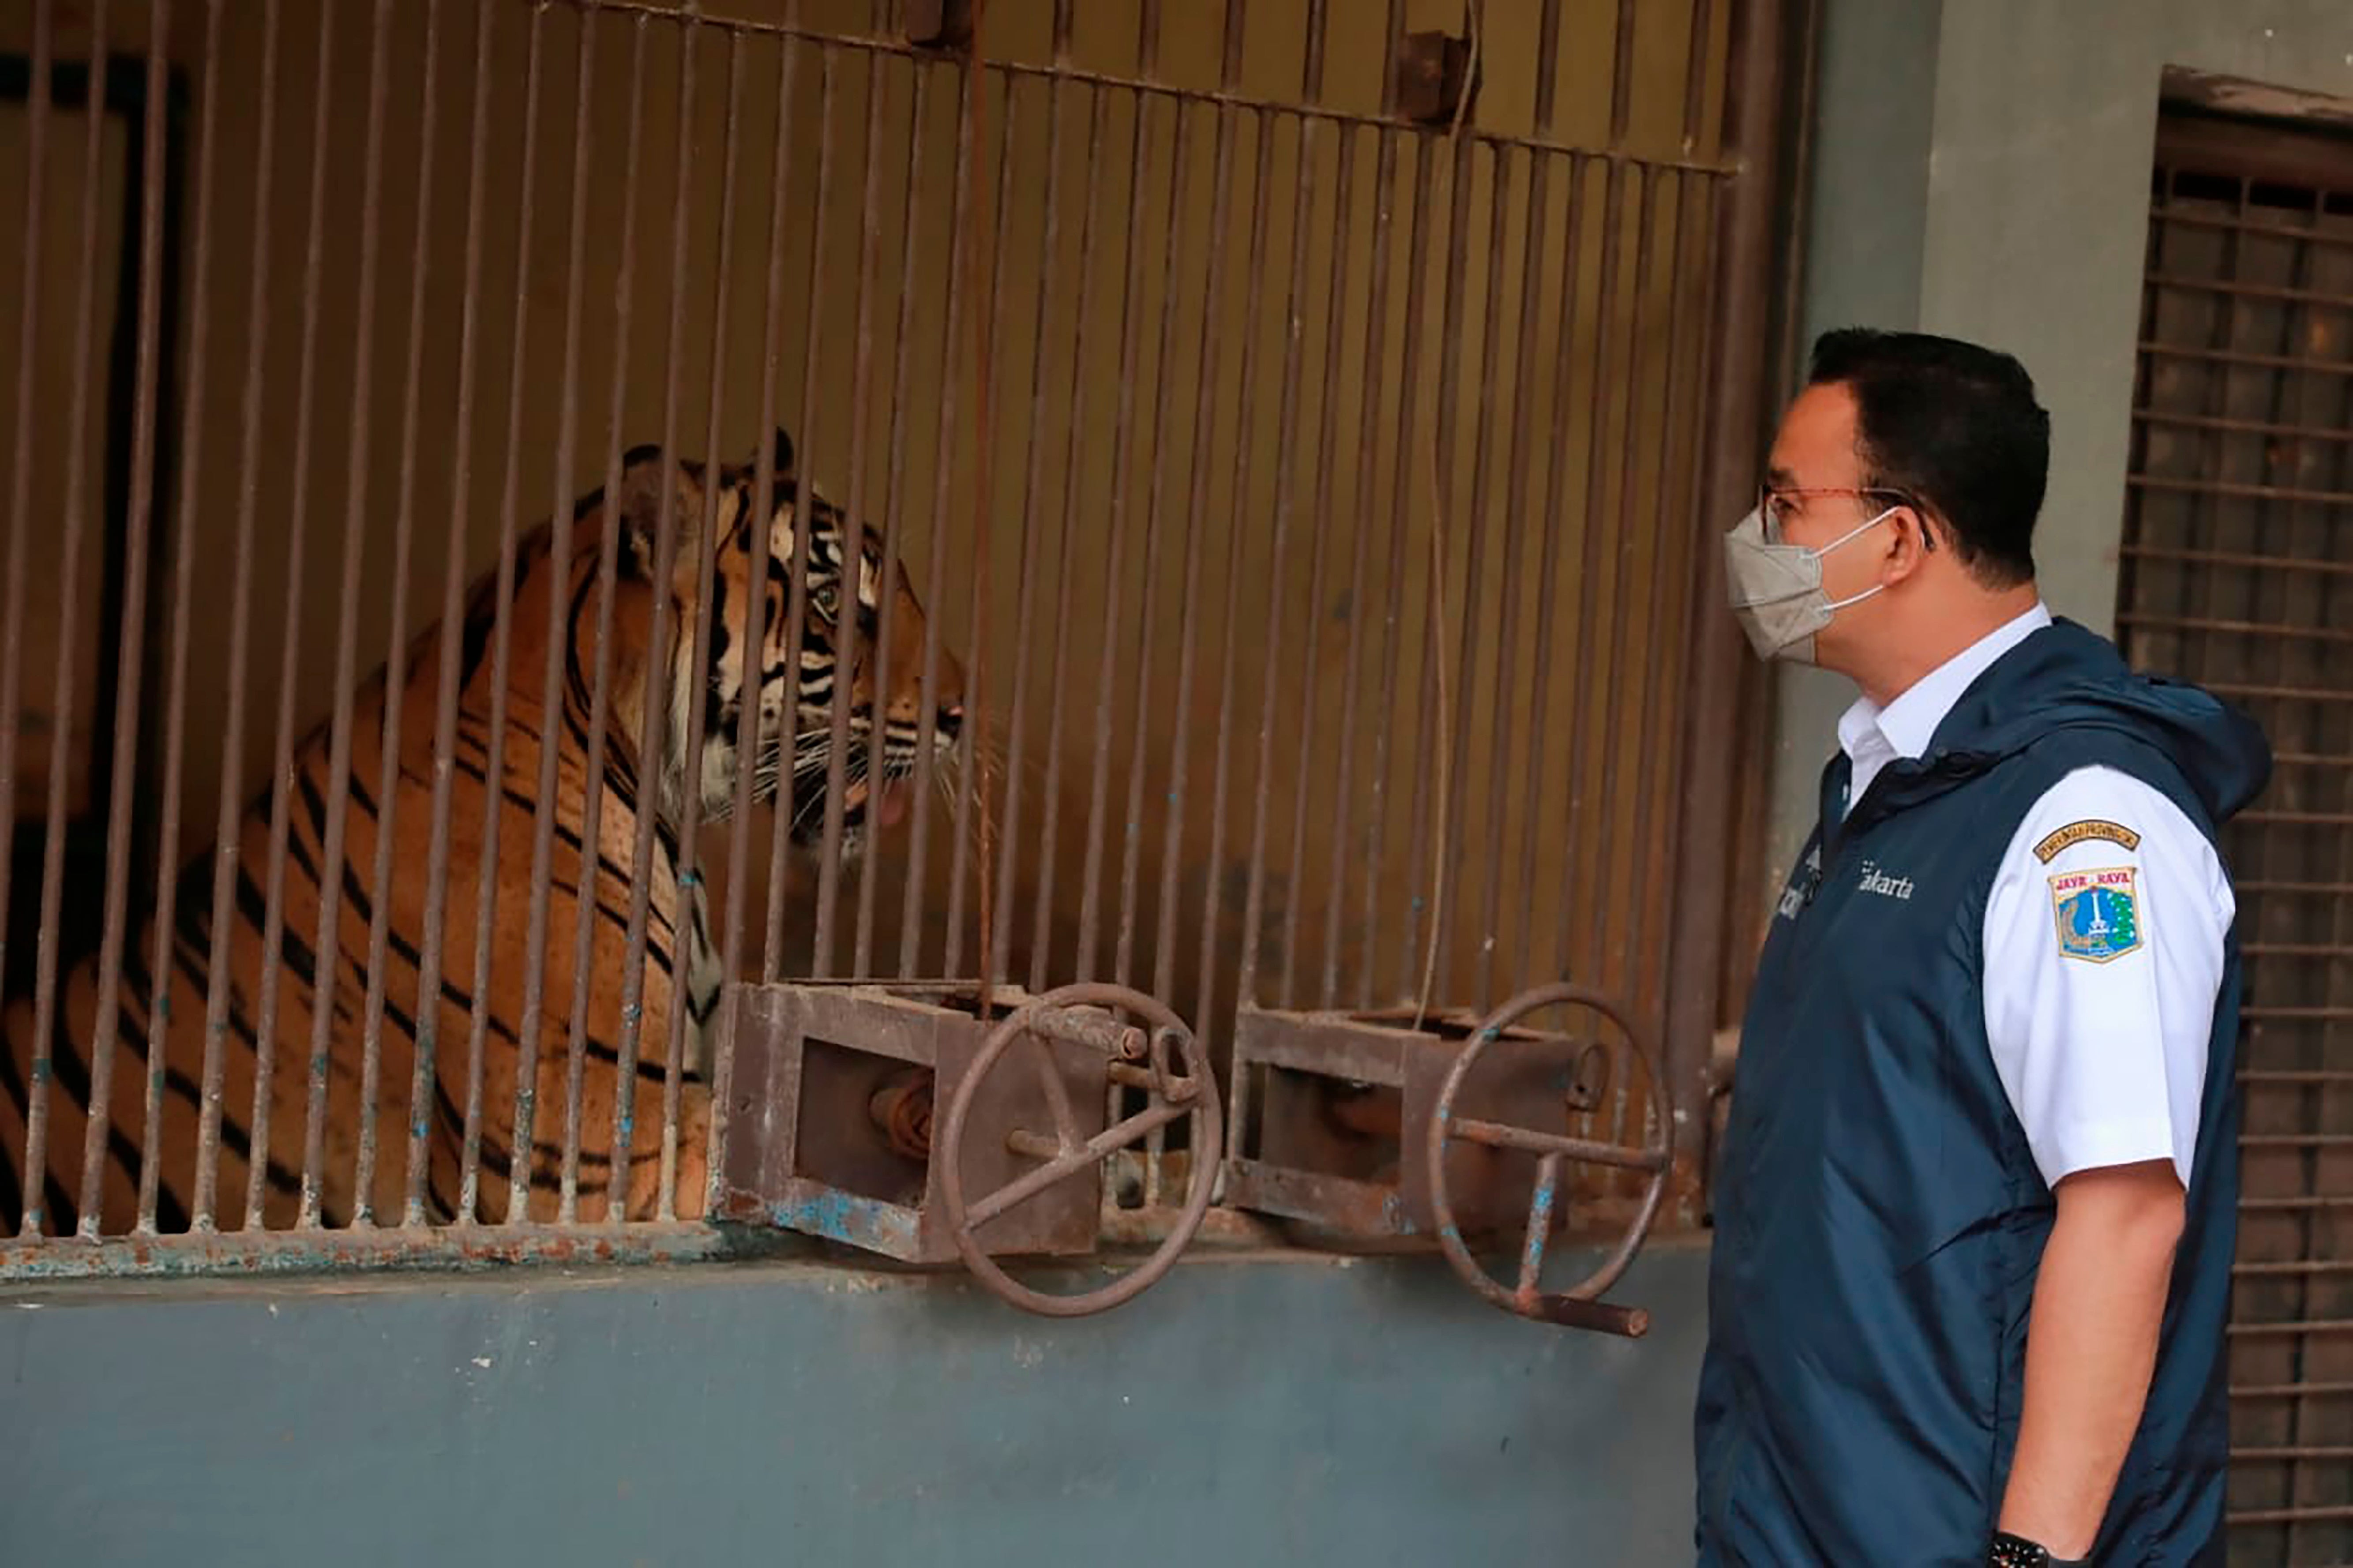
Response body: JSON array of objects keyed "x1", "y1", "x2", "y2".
[{"x1": 1806, "y1": 328, "x2": 2050, "y2": 587}]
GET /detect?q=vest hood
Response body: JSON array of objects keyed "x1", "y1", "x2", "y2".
[{"x1": 1866, "y1": 617, "x2": 2273, "y2": 829}]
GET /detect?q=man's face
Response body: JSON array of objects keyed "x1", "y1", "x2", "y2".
[{"x1": 1760, "y1": 381, "x2": 1899, "y2": 664}]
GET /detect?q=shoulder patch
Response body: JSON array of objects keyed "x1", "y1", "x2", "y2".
[
  {"x1": 2048, "y1": 867, "x2": 2143, "y2": 964},
  {"x1": 2034, "y1": 818, "x2": 2142, "y2": 863}
]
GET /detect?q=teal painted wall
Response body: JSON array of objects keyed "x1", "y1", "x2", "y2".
[{"x1": 2, "y1": 1241, "x2": 1711, "y2": 1567}]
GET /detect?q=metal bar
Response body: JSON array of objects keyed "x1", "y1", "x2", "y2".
[
  {"x1": 1358, "y1": 135, "x2": 1435, "y2": 1009},
  {"x1": 2203, "y1": 686, "x2": 2353, "y2": 707},
  {"x1": 769, "y1": 36, "x2": 834, "y2": 981},
  {"x1": 1608, "y1": 0, "x2": 1638, "y2": 145},
  {"x1": 2240, "y1": 882, "x2": 2353, "y2": 897},
  {"x1": 502, "y1": 4, "x2": 601, "y2": 1227},
  {"x1": 0, "y1": 1220, "x2": 725, "y2": 1281},
  {"x1": 893, "y1": 51, "x2": 969, "y2": 981},
  {"x1": 2138, "y1": 341, "x2": 2353, "y2": 377},
  {"x1": 1024, "y1": 80, "x2": 1109, "y2": 992},
  {"x1": 415, "y1": 0, "x2": 500, "y2": 1228},
  {"x1": 940, "y1": 69, "x2": 1017, "y2": 981},
  {"x1": 608, "y1": 9, "x2": 706, "y2": 1224},
  {"x1": 192, "y1": 0, "x2": 285, "y2": 1231},
  {"x1": 567, "y1": 0, "x2": 1743, "y2": 174},
  {"x1": 656, "y1": 27, "x2": 749, "y2": 1221},
  {"x1": 2133, "y1": 407, "x2": 2353, "y2": 445},
  {"x1": 242, "y1": 0, "x2": 339, "y2": 1234},
  {"x1": 1264, "y1": 108, "x2": 1340, "y2": 1013},
  {"x1": 1660, "y1": 0, "x2": 1786, "y2": 1189},
  {"x1": 2232, "y1": 1318, "x2": 2353, "y2": 1336},
  {"x1": 1397, "y1": 130, "x2": 1479, "y2": 1006},
  {"x1": 82, "y1": 0, "x2": 176, "y2": 1236},
  {"x1": 0, "y1": 0, "x2": 52, "y2": 1233},
  {"x1": 723, "y1": 18, "x2": 803, "y2": 1068},
  {"x1": 965, "y1": 1096, "x2": 1190, "y2": 1228},
  {"x1": 1450, "y1": 1116, "x2": 1667, "y2": 1173},
  {"x1": 556, "y1": 13, "x2": 649, "y2": 1225},
  {"x1": 985, "y1": 62, "x2": 1075, "y2": 989},
  {"x1": 2128, "y1": 474, "x2": 2353, "y2": 508},
  {"x1": 2227, "y1": 1504, "x2": 2353, "y2": 1526},
  {"x1": 1109, "y1": 98, "x2": 1195, "y2": 990},
  {"x1": 1311, "y1": 123, "x2": 1393, "y2": 1009},
  {"x1": 2122, "y1": 543, "x2": 2353, "y2": 580},
  {"x1": 2145, "y1": 270, "x2": 2353, "y2": 308},
  {"x1": 1517, "y1": 1152, "x2": 1563, "y2": 1296},
  {"x1": 2235, "y1": 1260, "x2": 2353, "y2": 1278},
  {"x1": 2116, "y1": 612, "x2": 2353, "y2": 646},
  {"x1": 462, "y1": 2, "x2": 548, "y2": 1227},
  {"x1": 2236, "y1": 1383, "x2": 2353, "y2": 1399},
  {"x1": 857, "y1": 53, "x2": 937, "y2": 980},
  {"x1": 1147, "y1": 86, "x2": 1245, "y2": 1006},
  {"x1": 375, "y1": 0, "x2": 447, "y2": 1228},
  {"x1": 26, "y1": 2, "x2": 107, "y2": 1233},
  {"x1": 138, "y1": 0, "x2": 221, "y2": 1234},
  {"x1": 291, "y1": 0, "x2": 396, "y2": 1232},
  {"x1": 810, "y1": 41, "x2": 892, "y2": 979},
  {"x1": 1509, "y1": 151, "x2": 1588, "y2": 991},
  {"x1": 2240, "y1": 1193, "x2": 2353, "y2": 1208},
  {"x1": 2241, "y1": 1134, "x2": 2353, "y2": 1148},
  {"x1": 1073, "y1": 85, "x2": 1163, "y2": 983},
  {"x1": 2148, "y1": 206, "x2": 2353, "y2": 253},
  {"x1": 2244, "y1": 1007, "x2": 2353, "y2": 1021}
]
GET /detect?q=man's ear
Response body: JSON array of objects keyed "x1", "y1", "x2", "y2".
[{"x1": 615, "y1": 443, "x2": 705, "y2": 579}]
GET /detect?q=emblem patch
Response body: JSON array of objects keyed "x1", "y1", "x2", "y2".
[
  {"x1": 2049, "y1": 867, "x2": 2143, "y2": 963},
  {"x1": 2034, "y1": 818, "x2": 2142, "y2": 863}
]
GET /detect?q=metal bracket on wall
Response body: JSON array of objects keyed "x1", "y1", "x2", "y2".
[{"x1": 1393, "y1": 30, "x2": 1473, "y2": 125}]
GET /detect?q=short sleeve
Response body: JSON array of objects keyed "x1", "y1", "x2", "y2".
[{"x1": 1980, "y1": 765, "x2": 2233, "y2": 1190}]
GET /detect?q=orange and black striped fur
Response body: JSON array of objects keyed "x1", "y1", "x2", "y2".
[{"x1": 1, "y1": 430, "x2": 964, "y2": 1235}]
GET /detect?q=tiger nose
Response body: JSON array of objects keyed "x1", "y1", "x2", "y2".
[{"x1": 935, "y1": 701, "x2": 964, "y2": 742}]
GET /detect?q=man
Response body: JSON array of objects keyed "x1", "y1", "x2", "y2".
[{"x1": 1693, "y1": 329, "x2": 2270, "y2": 1565}]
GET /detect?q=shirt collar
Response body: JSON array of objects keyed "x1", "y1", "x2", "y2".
[{"x1": 1839, "y1": 601, "x2": 2053, "y2": 768}]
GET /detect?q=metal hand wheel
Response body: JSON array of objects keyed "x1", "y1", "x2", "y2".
[
  {"x1": 1425, "y1": 983, "x2": 1671, "y2": 1337},
  {"x1": 938, "y1": 983, "x2": 1221, "y2": 1317}
]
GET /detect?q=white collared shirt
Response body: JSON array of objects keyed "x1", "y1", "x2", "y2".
[{"x1": 1835, "y1": 603, "x2": 2231, "y2": 1189}]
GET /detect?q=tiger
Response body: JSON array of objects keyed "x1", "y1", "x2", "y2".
[{"x1": 0, "y1": 427, "x2": 964, "y2": 1237}]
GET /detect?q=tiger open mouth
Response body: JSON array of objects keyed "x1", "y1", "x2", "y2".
[{"x1": 785, "y1": 758, "x2": 919, "y2": 848}]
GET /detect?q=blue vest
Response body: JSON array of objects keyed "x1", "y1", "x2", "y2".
[{"x1": 1694, "y1": 621, "x2": 2270, "y2": 1565}]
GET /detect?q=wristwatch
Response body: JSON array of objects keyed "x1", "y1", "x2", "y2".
[{"x1": 1987, "y1": 1531, "x2": 2087, "y2": 1567}]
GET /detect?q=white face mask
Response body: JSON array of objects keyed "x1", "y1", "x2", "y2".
[{"x1": 1723, "y1": 504, "x2": 1897, "y2": 664}]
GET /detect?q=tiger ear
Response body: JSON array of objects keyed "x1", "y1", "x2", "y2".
[
  {"x1": 614, "y1": 443, "x2": 705, "y2": 580},
  {"x1": 752, "y1": 426, "x2": 796, "y2": 479}
]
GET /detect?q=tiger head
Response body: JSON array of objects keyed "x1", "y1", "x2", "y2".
[{"x1": 611, "y1": 428, "x2": 965, "y2": 852}]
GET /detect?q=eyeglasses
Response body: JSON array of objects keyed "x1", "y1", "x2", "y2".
[{"x1": 1757, "y1": 483, "x2": 1922, "y2": 546}]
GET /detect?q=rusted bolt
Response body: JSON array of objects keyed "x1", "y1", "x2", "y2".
[{"x1": 868, "y1": 1069, "x2": 935, "y2": 1163}]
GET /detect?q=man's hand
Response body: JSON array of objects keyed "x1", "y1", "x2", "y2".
[{"x1": 1997, "y1": 1159, "x2": 2186, "y2": 1557}]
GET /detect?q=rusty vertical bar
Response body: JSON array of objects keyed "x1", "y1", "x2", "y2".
[
  {"x1": 809, "y1": 41, "x2": 892, "y2": 979},
  {"x1": 1073, "y1": 42, "x2": 1164, "y2": 984},
  {"x1": 1441, "y1": 143, "x2": 1512, "y2": 1015},
  {"x1": 1511, "y1": 154, "x2": 1586, "y2": 989},
  {"x1": 241, "y1": 1, "x2": 338, "y2": 1233},
  {"x1": 458, "y1": 0, "x2": 548, "y2": 1227},
  {"x1": 1201, "y1": 96, "x2": 1305, "y2": 1037},
  {"x1": 1109, "y1": 101, "x2": 1197, "y2": 991},
  {"x1": 384, "y1": 0, "x2": 458, "y2": 1229},
  {"x1": 3, "y1": 1, "x2": 56, "y2": 1234},
  {"x1": 192, "y1": 0, "x2": 284, "y2": 1232},
  {"x1": 504, "y1": 5, "x2": 600, "y2": 1227},
  {"x1": 985, "y1": 62, "x2": 1075, "y2": 987},
  {"x1": 1551, "y1": 158, "x2": 1629, "y2": 989},
  {"x1": 1357, "y1": 135, "x2": 1434, "y2": 1010},
  {"x1": 1148, "y1": 8, "x2": 1248, "y2": 1017},
  {"x1": 1473, "y1": 145, "x2": 1554, "y2": 1008},
  {"x1": 855, "y1": 57, "x2": 937, "y2": 979},
  {"x1": 894, "y1": 53, "x2": 970, "y2": 981},
  {"x1": 609, "y1": 12, "x2": 706, "y2": 1224},
  {"x1": 1395, "y1": 132, "x2": 1478, "y2": 1009},
  {"x1": 655, "y1": 30, "x2": 748, "y2": 1221},
  {"x1": 1610, "y1": 0, "x2": 1638, "y2": 146},
  {"x1": 1025, "y1": 83, "x2": 1107, "y2": 993},
  {"x1": 1312, "y1": 125, "x2": 1397, "y2": 1010},
  {"x1": 1662, "y1": 0, "x2": 1787, "y2": 1186},
  {"x1": 1592, "y1": 168, "x2": 1662, "y2": 1002},
  {"x1": 23, "y1": 0, "x2": 104, "y2": 1233},
  {"x1": 559, "y1": 11, "x2": 651, "y2": 1226},
  {"x1": 764, "y1": 41, "x2": 836, "y2": 982},
  {"x1": 290, "y1": 0, "x2": 396, "y2": 1231},
  {"x1": 939, "y1": 75, "x2": 1016, "y2": 981},
  {"x1": 714, "y1": 26, "x2": 800, "y2": 1210},
  {"x1": 1380, "y1": 0, "x2": 1407, "y2": 116},
  {"x1": 138, "y1": 0, "x2": 227, "y2": 1234},
  {"x1": 413, "y1": 0, "x2": 502, "y2": 1227},
  {"x1": 765, "y1": 34, "x2": 830, "y2": 982}
]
